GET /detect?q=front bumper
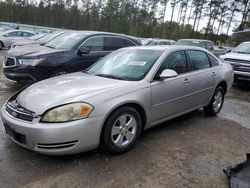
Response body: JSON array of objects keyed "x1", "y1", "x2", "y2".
[
  {"x1": 233, "y1": 71, "x2": 250, "y2": 85},
  {"x1": 1, "y1": 106, "x2": 105, "y2": 155},
  {"x1": 4, "y1": 66, "x2": 51, "y2": 84}
]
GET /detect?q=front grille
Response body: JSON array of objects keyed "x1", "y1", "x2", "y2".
[
  {"x1": 225, "y1": 58, "x2": 250, "y2": 64},
  {"x1": 4, "y1": 57, "x2": 16, "y2": 67},
  {"x1": 6, "y1": 100, "x2": 35, "y2": 122},
  {"x1": 37, "y1": 140, "x2": 78, "y2": 150},
  {"x1": 225, "y1": 58, "x2": 250, "y2": 73}
]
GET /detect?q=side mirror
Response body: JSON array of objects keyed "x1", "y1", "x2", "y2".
[
  {"x1": 77, "y1": 46, "x2": 90, "y2": 55},
  {"x1": 159, "y1": 69, "x2": 178, "y2": 79}
]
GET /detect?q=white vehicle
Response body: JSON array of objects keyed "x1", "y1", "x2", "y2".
[
  {"x1": 0, "y1": 30, "x2": 34, "y2": 50},
  {"x1": 220, "y1": 42, "x2": 250, "y2": 85}
]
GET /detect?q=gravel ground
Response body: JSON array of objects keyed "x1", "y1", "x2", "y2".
[{"x1": 0, "y1": 50, "x2": 250, "y2": 188}]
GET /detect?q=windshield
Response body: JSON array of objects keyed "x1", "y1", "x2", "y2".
[
  {"x1": 232, "y1": 43, "x2": 250, "y2": 54},
  {"x1": 29, "y1": 34, "x2": 45, "y2": 41},
  {"x1": 39, "y1": 32, "x2": 63, "y2": 43},
  {"x1": 87, "y1": 49, "x2": 162, "y2": 81},
  {"x1": 175, "y1": 40, "x2": 200, "y2": 46},
  {"x1": 45, "y1": 32, "x2": 86, "y2": 50}
]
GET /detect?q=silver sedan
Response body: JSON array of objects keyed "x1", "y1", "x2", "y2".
[{"x1": 1, "y1": 46, "x2": 234, "y2": 155}]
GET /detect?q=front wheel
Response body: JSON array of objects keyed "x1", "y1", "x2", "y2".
[
  {"x1": 101, "y1": 107, "x2": 142, "y2": 154},
  {"x1": 204, "y1": 87, "x2": 225, "y2": 116}
]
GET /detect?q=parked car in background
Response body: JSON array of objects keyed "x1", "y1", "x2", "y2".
[
  {"x1": 10, "y1": 31, "x2": 65, "y2": 49},
  {"x1": 1, "y1": 46, "x2": 234, "y2": 155},
  {"x1": 3, "y1": 31, "x2": 141, "y2": 84},
  {"x1": 175, "y1": 39, "x2": 226, "y2": 57},
  {"x1": 0, "y1": 27, "x2": 10, "y2": 33},
  {"x1": 220, "y1": 42, "x2": 250, "y2": 85},
  {"x1": 144, "y1": 38, "x2": 175, "y2": 46},
  {"x1": 139, "y1": 37, "x2": 175, "y2": 46},
  {"x1": 0, "y1": 30, "x2": 35, "y2": 50},
  {"x1": 9, "y1": 33, "x2": 47, "y2": 48}
]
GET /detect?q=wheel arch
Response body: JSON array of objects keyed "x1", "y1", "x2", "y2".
[
  {"x1": 99, "y1": 102, "x2": 148, "y2": 141},
  {"x1": 0, "y1": 40, "x2": 4, "y2": 48},
  {"x1": 217, "y1": 81, "x2": 227, "y2": 93}
]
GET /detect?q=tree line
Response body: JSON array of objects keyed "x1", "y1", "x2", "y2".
[{"x1": 0, "y1": 0, "x2": 249, "y2": 44}]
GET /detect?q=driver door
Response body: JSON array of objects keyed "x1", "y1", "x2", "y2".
[
  {"x1": 70, "y1": 36, "x2": 107, "y2": 72},
  {"x1": 150, "y1": 50, "x2": 196, "y2": 124}
]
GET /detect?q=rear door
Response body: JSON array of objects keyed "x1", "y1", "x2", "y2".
[{"x1": 186, "y1": 50, "x2": 218, "y2": 106}]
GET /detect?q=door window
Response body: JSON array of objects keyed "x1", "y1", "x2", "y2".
[
  {"x1": 156, "y1": 51, "x2": 188, "y2": 77},
  {"x1": 208, "y1": 54, "x2": 219, "y2": 66},
  {"x1": 5, "y1": 31, "x2": 19, "y2": 37},
  {"x1": 104, "y1": 37, "x2": 126, "y2": 51},
  {"x1": 206, "y1": 42, "x2": 214, "y2": 51},
  {"x1": 23, "y1": 32, "x2": 33, "y2": 37},
  {"x1": 159, "y1": 41, "x2": 171, "y2": 45},
  {"x1": 187, "y1": 50, "x2": 211, "y2": 70},
  {"x1": 82, "y1": 37, "x2": 104, "y2": 51}
]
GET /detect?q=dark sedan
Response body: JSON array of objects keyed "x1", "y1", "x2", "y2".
[{"x1": 3, "y1": 31, "x2": 141, "y2": 84}]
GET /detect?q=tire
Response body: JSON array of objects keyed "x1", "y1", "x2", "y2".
[
  {"x1": 0, "y1": 41, "x2": 3, "y2": 50},
  {"x1": 204, "y1": 87, "x2": 225, "y2": 116},
  {"x1": 101, "y1": 107, "x2": 142, "y2": 155},
  {"x1": 51, "y1": 67, "x2": 69, "y2": 77}
]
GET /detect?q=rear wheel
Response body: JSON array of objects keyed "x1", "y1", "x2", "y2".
[
  {"x1": 204, "y1": 87, "x2": 225, "y2": 116},
  {"x1": 101, "y1": 107, "x2": 142, "y2": 154}
]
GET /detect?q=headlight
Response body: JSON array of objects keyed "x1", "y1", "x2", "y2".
[
  {"x1": 18, "y1": 58, "x2": 46, "y2": 66},
  {"x1": 41, "y1": 103, "x2": 94, "y2": 123}
]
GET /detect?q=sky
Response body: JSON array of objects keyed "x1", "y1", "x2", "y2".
[{"x1": 163, "y1": 3, "x2": 242, "y2": 35}]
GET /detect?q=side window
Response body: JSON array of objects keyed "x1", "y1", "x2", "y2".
[
  {"x1": 104, "y1": 37, "x2": 126, "y2": 51},
  {"x1": 159, "y1": 41, "x2": 171, "y2": 45},
  {"x1": 208, "y1": 54, "x2": 219, "y2": 66},
  {"x1": 82, "y1": 37, "x2": 104, "y2": 51},
  {"x1": 207, "y1": 42, "x2": 214, "y2": 51},
  {"x1": 6, "y1": 31, "x2": 19, "y2": 37},
  {"x1": 157, "y1": 51, "x2": 188, "y2": 76},
  {"x1": 17, "y1": 32, "x2": 23, "y2": 37},
  {"x1": 187, "y1": 50, "x2": 211, "y2": 71},
  {"x1": 200, "y1": 42, "x2": 207, "y2": 49},
  {"x1": 23, "y1": 32, "x2": 33, "y2": 37}
]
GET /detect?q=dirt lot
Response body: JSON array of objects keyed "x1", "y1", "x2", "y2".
[{"x1": 0, "y1": 50, "x2": 250, "y2": 188}]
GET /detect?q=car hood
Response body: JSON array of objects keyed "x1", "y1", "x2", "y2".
[
  {"x1": 7, "y1": 44, "x2": 64, "y2": 58},
  {"x1": 16, "y1": 72, "x2": 130, "y2": 115},
  {"x1": 222, "y1": 52, "x2": 250, "y2": 61},
  {"x1": 14, "y1": 40, "x2": 38, "y2": 46}
]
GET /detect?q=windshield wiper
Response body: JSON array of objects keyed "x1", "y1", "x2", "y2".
[
  {"x1": 45, "y1": 45, "x2": 55, "y2": 49},
  {"x1": 95, "y1": 73, "x2": 127, "y2": 80}
]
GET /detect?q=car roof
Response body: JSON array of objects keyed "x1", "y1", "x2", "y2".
[
  {"x1": 177, "y1": 38, "x2": 212, "y2": 43},
  {"x1": 2, "y1": 30, "x2": 34, "y2": 34},
  {"x1": 124, "y1": 45, "x2": 208, "y2": 52},
  {"x1": 65, "y1": 30, "x2": 141, "y2": 44}
]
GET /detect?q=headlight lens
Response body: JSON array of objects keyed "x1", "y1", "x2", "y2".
[
  {"x1": 19, "y1": 58, "x2": 46, "y2": 66},
  {"x1": 41, "y1": 103, "x2": 94, "y2": 123}
]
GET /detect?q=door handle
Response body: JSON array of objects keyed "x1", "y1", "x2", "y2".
[
  {"x1": 211, "y1": 72, "x2": 217, "y2": 76},
  {"x1": 183, "y1": 78, "x2": 191, "y2": 84}
]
